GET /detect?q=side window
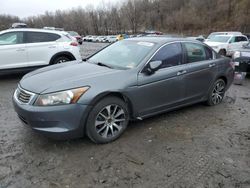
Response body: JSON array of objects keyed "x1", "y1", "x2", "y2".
[
  {"x1": 0, "y1": 32, "x2": 24, "y2": 45},
  {"x1": 150, "y1": 43, "x2": 182, "y2": 68},
  {"x1": 236, "y1": 36, "x2": 248, "y2": 42},
  {"x1": 47, "y1": 33, "x2": 61, "y2": 41},
  {"x1": 183, "y1": 43, "x2": 211, "y2": 63},
  {"x1": 26, "y1": 32, "x2": 60, "y2": 43}
]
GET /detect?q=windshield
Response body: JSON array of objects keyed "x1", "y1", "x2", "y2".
[
  {"x1": 209, "y1": 35, "x2": 231, "y2": 43},
  {"x1": 207, "y1": 34, "x2": 217, "y2": 39},
  {"x1": 88, "y1": 40, "x2": 155, "y2": 69}
]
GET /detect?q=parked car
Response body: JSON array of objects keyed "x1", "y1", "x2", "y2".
[
  {"x1": 206, "y1": 31, "x2": 242, "y2": 42},
  {"x1": 91, "y1": 36, "x2": 98, "y2": 42},
  {"x1": 83, "y1": 35, "x2": 91, "y2": 42},
  {"x1": 233, "y1": 44, "x2": 250, "y2": 73},
  {"x1": 13, "y1": 37, "x2": 234, "y2": 143},
  {"x1": 205, "y1": 34, "x2": 249, "y2": 56},
  {"x1": 96, "y1": 36, "x2": 106, "y2": 42},
  {"x1": 105, "y1": 35, "x2": 117, "y2": 43},
  {"x1": 0, "y1": 28, "x2": 82, "y2": 74},
  {"x1": 11, "y1": 23, "x2": 27, "y2": 29},
  {"x1": 67, "y1": 31, "x2": 83, "y2": 45}
]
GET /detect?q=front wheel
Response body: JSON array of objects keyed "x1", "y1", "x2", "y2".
[
  {"x1": 206, "y1": 79, "x2": 226, "y2": 106},
  {"x1": 86, "y1": 97, "x2": 129, "y2": 144}
]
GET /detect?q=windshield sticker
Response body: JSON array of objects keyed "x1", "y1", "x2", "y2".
[{"x1": 137, "y1": 42, "x2": 154, "y2": 47}]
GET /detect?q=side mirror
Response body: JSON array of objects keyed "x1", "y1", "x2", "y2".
[{"x1": 144, "y1": 60, "x2": 162, "y2": 75}]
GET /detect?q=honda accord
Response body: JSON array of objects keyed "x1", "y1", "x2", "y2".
[{"x1": 13, "y1": 37, "x2": 234, "y2": 143}]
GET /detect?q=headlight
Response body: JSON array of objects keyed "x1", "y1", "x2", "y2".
[
  {"x1": 233, "y1": 51, "x2": 241, "y2": 59},
  {"x1": 34, "y1": 87, "x2": 89, "y2": 106}
]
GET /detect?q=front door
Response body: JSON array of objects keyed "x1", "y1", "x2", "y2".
[
  {"x1": 0, "y1": 31, "x2": 27, "y2": 69},
  {"x1": 130, "y1": 42, "x2": 187, "y2": 117}
]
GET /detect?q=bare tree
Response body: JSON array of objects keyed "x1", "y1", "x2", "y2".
[{"x1": 1, "y1": 0, "x2": 250, "y2": 36}]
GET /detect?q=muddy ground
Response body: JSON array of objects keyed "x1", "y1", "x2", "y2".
[{"x1": 0, "y1": 42, "x2": 250, "y2": 188}]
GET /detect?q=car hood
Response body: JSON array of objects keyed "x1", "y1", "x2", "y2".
[
  {"x1": 20, "y1": 61, "x2": 121, "y2": 94},
  {"x1": 205, "y1": 41, "x2": 226, "y2": 47}
]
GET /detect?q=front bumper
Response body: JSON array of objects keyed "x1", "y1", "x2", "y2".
[{"x1": 13, "y1": 98, "x2": 90, "y2": 140}]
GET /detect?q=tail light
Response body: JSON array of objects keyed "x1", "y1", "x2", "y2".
[{"x1": 70, "y1": 41, "x2": 78, "y2": 46}]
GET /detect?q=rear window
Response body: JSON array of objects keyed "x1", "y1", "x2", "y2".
[{"x1": 26, "y1": 32, "x2": 61, "y2": 43}]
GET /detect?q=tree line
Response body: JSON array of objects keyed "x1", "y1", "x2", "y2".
[{"x1": 1, "y1": 0, "x2": 250, "y2": 36}]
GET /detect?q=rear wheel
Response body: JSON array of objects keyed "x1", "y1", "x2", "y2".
[
  {"x1": 52, "y1": 56, "x2": 71, "y2": 64},
  {"x1": 86, "y1": 97, "x2": 129, "y2": 144},
  {"x1": 207, "y1": 79, "x2": 226, "y2": 106}
]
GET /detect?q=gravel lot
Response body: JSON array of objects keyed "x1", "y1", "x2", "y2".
[{"x1": 0, "y1": 42, "x2": 250, "y2": 188}]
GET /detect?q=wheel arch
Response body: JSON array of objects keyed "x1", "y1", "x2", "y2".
[
  {"x1": 216, "y1": 75, "x2": 228, "y2": 85},
  {"x1": 88, "y1": 91, "x2": 135, "y2": 120},
  {"x1": 49, "y1": 51, "x2": 76, "y2": 65}
]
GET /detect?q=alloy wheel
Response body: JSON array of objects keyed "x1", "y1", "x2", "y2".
[
  {"x1": 95, "y1": 104, "x2": 126, "y2": 138},
  {"x1": 211, "y1": 80, "x2": 225, "y2": 105}
]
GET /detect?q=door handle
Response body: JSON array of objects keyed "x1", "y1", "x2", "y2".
[
  {"x1": 16, "y1": 48, "x2": 25, "y2": 51},
  {"x1": 209, "y1": 63, "x2": 216, "y2": 68},
  {"x1": 177, "y1": 70, "x2": 187, "y2": 76}
]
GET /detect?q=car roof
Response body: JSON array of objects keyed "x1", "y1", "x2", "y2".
[
  {"x1": 215, "y1": 34, "x2": 247, "y2": 37},
  {"x1": 211, "y1": 31, "x2": 242, "y2": 34},
  {"x1": 0, "y1": 28, "x2": 68, "y2": 35},
  {"x1": 125, "y1": 36, "x2": 200, "y2": 45}
]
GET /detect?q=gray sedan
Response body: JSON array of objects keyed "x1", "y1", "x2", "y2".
[{"x1": 13, "y1": 37, "x2": 234, "y2": 143}]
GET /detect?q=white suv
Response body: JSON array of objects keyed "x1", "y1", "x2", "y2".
[
  {"x1": 205, "y1": 34, "x2": 249, "y2": 56},
  {"x1": 0, "y1": 28, "x2": 82, "y2": 73}
]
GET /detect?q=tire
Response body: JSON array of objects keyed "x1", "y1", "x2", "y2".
[
  {"x1": 51, "y1": 56, "x2": 71, "y2": 65},
  {"x1": 206, "y1": 79, "x2": 226, "y2": 106},
  {"x1": 219, "y1": 49, "x2": 226, "y2": 56},
  {"x1": 86, "y1": 97, "x2": 129, "y2": 144}
]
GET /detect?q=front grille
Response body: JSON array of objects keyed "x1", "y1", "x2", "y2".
[{"x1": 15, "y1": 87, "x2": 34, "y2": 104}]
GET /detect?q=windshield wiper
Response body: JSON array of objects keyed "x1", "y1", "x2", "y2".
[{"x1": 96, "y1": 62, "x2": 113, "y2": 69}]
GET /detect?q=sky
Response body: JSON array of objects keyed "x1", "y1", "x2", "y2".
[{"x1": 0, "y1": 0, "x2": 119, "y2": 18}]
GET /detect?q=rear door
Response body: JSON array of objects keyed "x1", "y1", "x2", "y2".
[
  {"x1": 182, "y1": 42, "x2": 218, "y2": 102},
  {"x1": 134, "y1": 42, "x2": 187, "y2": 116},
  {"x1": 0, "y1": 31, "x2": 27, "y2": 69},
  {"x1": 25, "y1": 32, "x2": 61, "y2": 67}
]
